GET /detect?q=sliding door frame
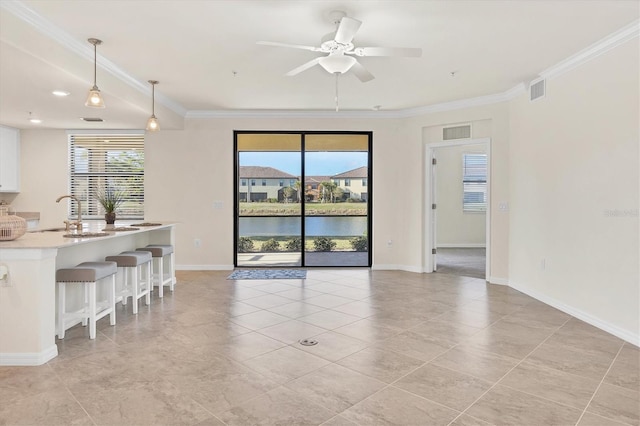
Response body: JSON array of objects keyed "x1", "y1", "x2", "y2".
[{"x1": 234, "y1": 130, "x2": 373, "y2": 268}]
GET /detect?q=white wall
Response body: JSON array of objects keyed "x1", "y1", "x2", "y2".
[
  {"x1": 435, "y1": 143, "x2": 486, "y2": 247},
  {"x1": 10, "y1": 111, "x2": 510, "y2": 277},
  {"x1": 508, "y1": 38, "x2": 639, "y2": 343}
]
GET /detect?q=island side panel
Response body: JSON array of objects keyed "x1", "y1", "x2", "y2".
[{"x1": 0, "y1": 248, "x2": 58, "y2": 366}]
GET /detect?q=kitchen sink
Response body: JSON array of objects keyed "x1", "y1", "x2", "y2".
[{"x1": 30, "y1": 227, "x2": 66, "y2": 233}]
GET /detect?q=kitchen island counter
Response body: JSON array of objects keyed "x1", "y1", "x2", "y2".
[{"x1": 0, "y1": 222, "x2": 176, "y2": 366}]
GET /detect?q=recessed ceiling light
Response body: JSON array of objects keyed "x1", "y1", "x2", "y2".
[
  {"x1": 52, "y1": 90, "x2": 70, "y2": 97},
  {"x1": 28, "y1": 112, "x2": 42, "y2": 123},
  {"x1": 80, "y1": 117, "x2": 104, "y2": 122}
]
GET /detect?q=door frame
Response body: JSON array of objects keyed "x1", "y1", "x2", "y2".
[
  {"x1": 234, "y1": 130, "x2": 373, "y2": 268},
  {"x1": 424, "y1": 137, "x2": 491, "y2": 279}
]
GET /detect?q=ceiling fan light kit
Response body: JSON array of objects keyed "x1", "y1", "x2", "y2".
[
  {"x1": 257, "y1": 11, "x2": 422, "y2": 83},
  {"x1": 319, "y1": 55, "x2": 356, "y2": 74},
  {"x1": 85, "y1": 38, "x2": 105, "y2": 108}
]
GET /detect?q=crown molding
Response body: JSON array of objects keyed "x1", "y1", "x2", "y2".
[
  {"x1": 1, "y1": 0, "x2": 187, "y2": 117},
  {"x1": 5, "y1": 1, "x2": 637, "y2": 121},
  {"x1": 185, "y1": 109, "x2": 405, "y2": 119},
  {"x1": 539, "y1": 19, "x2": 639, "y2": 81},
  {"x1": 185, "y1": 84, "x2": 528, "y2": 120}
]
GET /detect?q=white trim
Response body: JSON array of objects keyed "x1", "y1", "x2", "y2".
[
  {"x1": 371, "y1": 264, "x2": 425, "y2": 273},
  {"x1": 511, "y1": 281, "x2": 639, "y2": 347},
  {"x1": 424, "y1": 137, "x2": 491, "y2": 280},
  {"x1": 0, "y1": 345, "x2": 58, "y2": 366},
  {"x1": 437, "y1": 243, "x2": 486, "y2": 248},
  {"x1": 65, "y1": 129, "x2": 145, "y2": 135},
  {"x1": 0, "y1": 0, "x2": 187, "y2": 117},
  {"x1": 177, "y1": 264, "x2": 234, "y2": 271},
  {"x1": 4, "y1": 1, "x2": 636, "y2": 120},
  {"x1": 488, "y1": 276, "x2": 509, "y2": 286},
  {"x1": 539, "y1": 19, "x2": 639, "y2": 81}
]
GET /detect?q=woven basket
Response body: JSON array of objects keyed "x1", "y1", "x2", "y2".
[{"x1": 0, "y1": 211, "x2": 27, "y2": 241}]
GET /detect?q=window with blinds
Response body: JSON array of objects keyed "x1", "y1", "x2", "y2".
[
  {"x1": 462, "y1": 153, "x2": 487, "y2": 212},
  {"x1": 69, "y1": 133, "x2": 144, "y2": 219}
]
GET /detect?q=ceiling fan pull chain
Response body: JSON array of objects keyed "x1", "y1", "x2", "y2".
[{"x1": 335, "y1": 72, "x2": 339, "y2": 112}]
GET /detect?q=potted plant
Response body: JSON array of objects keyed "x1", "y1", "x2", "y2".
[{"x1": 93, "y1": 188, "x2": 125, "y2": 225}]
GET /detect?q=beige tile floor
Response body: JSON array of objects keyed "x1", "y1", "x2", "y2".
[{"x1": 1, "y1": 269, "x2": 638, "y2": 426}]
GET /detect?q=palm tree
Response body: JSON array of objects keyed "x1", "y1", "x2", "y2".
[
  {"x1": 294, "y1": 179, "x2": 302, "y2": 203},
  {"x1": 320, "y1": 181, "x2": 338, "y2": 203}
]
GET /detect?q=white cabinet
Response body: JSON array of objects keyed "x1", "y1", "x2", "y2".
[{"x1": 0, "y1": 126, "x2": 20, "y2": 193}]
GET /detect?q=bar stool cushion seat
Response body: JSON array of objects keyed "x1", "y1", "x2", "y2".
[
  {"x1": 137, "y1": 245, "x2": 173, "y2": 257},
  {"x1": 56, "y1": 261, "x2": 117, "y2": 282},
  {"x1": 136, "y1": 244, "x2": 175, "y2": 298},
  {"x1": 105, "y1": 251, "x2": 152, "y2": 267}
]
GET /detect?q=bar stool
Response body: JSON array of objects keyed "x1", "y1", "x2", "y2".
[
  {"x1": 105, "y1": 251, "x2": 152, "y2": 314},
  {"x1": 56, "y1": 261, "x2": 118, "y2": 340},
  {"x1": 136, "y1": 245, "x2": 175, "y2": 298}
]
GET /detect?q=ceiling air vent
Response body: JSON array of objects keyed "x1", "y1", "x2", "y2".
[
  {"x1": 443, "y1": 124, "x2": 471, "y2": 141},
  {"x1": 80, "y1": 117, "x2": 104, "y2": 122},
  {"x1": 530, "y1": 79, "x2": 545, "y2": 102}
]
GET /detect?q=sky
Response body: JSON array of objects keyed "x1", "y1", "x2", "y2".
[{"x1": 239, "y1": 152, "x2": 368, "y2": 176}]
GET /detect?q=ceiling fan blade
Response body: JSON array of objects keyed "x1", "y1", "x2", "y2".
[
  {"x1": 351, "y1": 61, "x2": 375, "y2": 82},
  {"x1": 353, "y1": 47, "x2": 422, "y2": 57},
  {"x1": 334, "y1": 17, "x2": 362, "y2": 44},
  {"x1": 285, "y1": 57, "x2": 321, "y2": 76},
  {"x1": 257, "y1": 41, "x2": 320, "y2": 52}
]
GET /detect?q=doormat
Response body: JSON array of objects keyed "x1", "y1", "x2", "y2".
[{"x1": 227, "y1": 269, "x2": 307, "y2": 280}]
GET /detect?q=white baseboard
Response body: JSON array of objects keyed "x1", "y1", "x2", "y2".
[
  {"x1": 371, "y1": 264, "x2": 426, "y2": 273},
  {"x1": 177, "y1": 264, "x2": 234, "y2": 271},
  {"x1": 0, "y1": 345, "x2": 58, "y2": 366},
  {"x1": 488, "y1": 276, "x2": 509, "y2": 285},
  {"x1": 437, "y1": 244, "x2": 487, "y2": 248},
  {"x1": 511, "y1": 281, "x2": 639, "y2": 347}
]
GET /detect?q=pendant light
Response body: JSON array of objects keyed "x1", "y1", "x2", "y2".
[
  {"x1": 85, "y1": 38, "x2": 105, "y2": 108},
  {"x1": 146, "y1": 80, "x2": 159, "y2": 131}
]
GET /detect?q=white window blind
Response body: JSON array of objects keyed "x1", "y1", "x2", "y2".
[
  {"x1": 69, "y1": 134, "x2": 144, "y2": 219},
  {"x1": 462, "y1": 153, "x2": 487, "y2": 212}
]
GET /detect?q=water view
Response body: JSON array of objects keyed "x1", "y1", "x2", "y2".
[{"x1": 239, "y1": 216, "x2": 367, "y2": 237}]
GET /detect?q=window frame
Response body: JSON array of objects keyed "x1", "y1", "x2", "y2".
[
  {"x1": 68, "y1": 131, "x2": 145, "y2": 220},
  {"x1": 462, "y1": 152, "x2": 487, "y2": 213}
]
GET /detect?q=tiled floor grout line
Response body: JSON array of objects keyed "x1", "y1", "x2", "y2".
[
  {"x1": 574, "y1": 342, "x2": 626, "y2": 426},
  {"x1": 446, "y1": 315, "x2": 574, "y2": 425},
  {"x1": 47, "y1": 362, "x2": 99, "y2": 426}
]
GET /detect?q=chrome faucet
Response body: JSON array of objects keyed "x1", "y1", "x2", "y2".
[{"x1": 56, "y1": 195, "x2": 82, "y2": 232}]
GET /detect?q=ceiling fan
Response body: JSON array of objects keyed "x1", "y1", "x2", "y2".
[{"x1": 257, "y1": 11, "x2": 422, "y2": 83}]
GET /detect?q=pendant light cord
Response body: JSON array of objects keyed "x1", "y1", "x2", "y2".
[{"x1": 92, "y1": 42, "x2": 97, "y2": 87}]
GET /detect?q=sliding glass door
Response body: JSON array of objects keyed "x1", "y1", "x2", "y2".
[
  {"x1": 303, "y1": 134, "x2": 370, "y2": 267},
  {"x1": 235, "y1": 131, "x2": 371, "y2": 267}
]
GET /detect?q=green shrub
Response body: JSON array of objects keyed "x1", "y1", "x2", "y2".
[
  {"x1": 267, "y1": 198, "x2": 278, "y2": 203},
  {"x1": 238, "y1": 237, "x2": 254, "y2": 253},
  {"x1": 261, "y1": 238, "x2": 280, "y2": 252},
  {"x1": 313, "y1": 237, "x2": 336, "y2": 252},
  {"x1": 350, "y1": 236, "x2": 368, "y2": 252},
  {"x1": 285, "y1": 237, "x2": 302, "y2": 251}
]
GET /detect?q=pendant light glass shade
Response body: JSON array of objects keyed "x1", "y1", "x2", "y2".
[
  {"x1": 146, "y1": 80, "x2": 159, "y2": 131},
  {"x1": 85, "y1": 38, "x2": 105, "y2": 108},
  {"x1": 146, "y1": 115, "x2": 159, "y2": 131}
]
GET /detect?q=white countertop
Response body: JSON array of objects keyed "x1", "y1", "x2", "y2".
[{"x1": 0, "y1": 221, "x2": 175, "y2": 249}]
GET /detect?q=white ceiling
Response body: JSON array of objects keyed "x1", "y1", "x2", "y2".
[{"x1": 0, "y1": 0, "x2": 638, "y2": 130}]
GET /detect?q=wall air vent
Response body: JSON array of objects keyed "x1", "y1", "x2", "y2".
[
  {"x1": 443, "y1": 124, "x2": 471, "y2": 141},
  {"x1": 80, "y1": 117, "x2": 104, "y2": 122},
  {"x1": 530, "y1": 79, "x2": 545, "y2": 101}
]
